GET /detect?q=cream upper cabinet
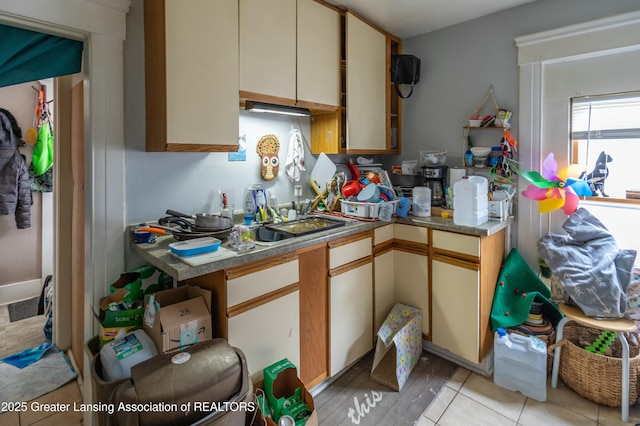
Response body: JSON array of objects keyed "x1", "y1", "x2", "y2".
[
  {"x1": 144, "y1": 0, "x2": 239, "y2": 152},
  {"x1": 297, "y1": 0, "x2": 340, "y2": 107},
  {"x1": 239, "y1": 0, "x2": 297, "y2": 101},
  {"x1": 345, "y1": 11, "x2": 387, "y2": 151}
]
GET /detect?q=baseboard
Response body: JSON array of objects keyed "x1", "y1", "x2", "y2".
[
  {"x1": 0, "y1": 278, "x2": 43, "y2": 306},
  {"x1": 423, "y1": 340, "x2": 494, "y2": 377}
]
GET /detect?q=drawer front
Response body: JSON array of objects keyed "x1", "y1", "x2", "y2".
[
  {"x1": 329, "y1": 237, "x2": 372, "y2": 269},
  {"x1": 394, "y1": 223, "x2": 428, "y2": 244},
  {"x1": 432, "y1": 230, "x2": 480, "y2": 257},
  {"x1": 227, "y1": 259, "x2": 299, "y2": 306},
  {"x1": 373, "y1": 224, "x2": 393, "y2": 246}
]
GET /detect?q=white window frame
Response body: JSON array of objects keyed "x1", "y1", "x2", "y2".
[{"x1": 515, "y1": 11, "x2": 640, "y2": 269}]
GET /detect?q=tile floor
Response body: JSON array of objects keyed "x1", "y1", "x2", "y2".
[
  {"x1": 2, "y1": 300, "x2": 640, "y2": 425},
  {"x1": 0, "y1": 304, "x2": 83, "y2": 426}
]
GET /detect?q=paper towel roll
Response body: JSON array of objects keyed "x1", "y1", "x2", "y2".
[{"x1": 449, "y1": 167, "x2": 466, "y2": 187}]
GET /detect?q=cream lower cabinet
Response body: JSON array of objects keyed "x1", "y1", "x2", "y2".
[
  {"x1": 328, "y1": 232, "x2": 373, "y2": 377},
  {"x1": 225, "y1": 254, "x2": 300, "y2": 382},
  {"x1": 394, "y1": 250, "x2": 429, "y2": 336},
  {"x1": 393, "y1": 224, "x2": 430, "y2": 337},
  {"x1": 430, "y1": 229, "x2": 504, "y2": 364},
  {"x1": 431, "y1": 257, "x2": 480, "y2": 363},
  {"x1": 329, "y1": 261, "x2": 373, "y2": 376},
  {"x1": 373, "y1": 225, "x2": 395, "y2": 332}
]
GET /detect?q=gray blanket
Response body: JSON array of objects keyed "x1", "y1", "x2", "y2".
[{"x1": 538, "y1": 208, "x2": 637, "y2": 318}]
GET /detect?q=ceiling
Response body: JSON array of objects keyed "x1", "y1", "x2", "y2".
[{"x1": 324, "y1": 0, "x2": 538, "y2": 39}]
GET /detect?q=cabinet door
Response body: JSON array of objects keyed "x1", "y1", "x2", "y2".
[
  {"x1": 239, "y1": 0, "x2": 296, "y2": 101},
  {"x1": 297, "y1": 0, "x2": 340, "y2": 107},
  {"x1": 431, "y1": 257, "x2": 480, "y2": 363},
  {"x1": 145, "y1": 0, "x2": 239, "y2": 151},
  {"x1": 394, "y1": 250, "x2": 429, "y2": 336},
  {"x1": 329, "y1": 262, "x2": 373, "y2": 376},
  {"x1": 374, "y1": 249, "x2": 395, "y2": 332},
  {"x1": 345, "y1": 12, "x2": 386, "y2": 151},
  {"x1": 228, "y1": 291, "x2": 300, "y2": 382}
]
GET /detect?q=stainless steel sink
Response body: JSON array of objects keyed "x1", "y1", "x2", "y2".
[{"x1": 261, "y1": 215, "x2": 348, "y2": 238}]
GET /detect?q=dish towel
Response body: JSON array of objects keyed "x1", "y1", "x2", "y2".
[{"x1": 285, "y1": 128, "x2": 306, "y2": 182}]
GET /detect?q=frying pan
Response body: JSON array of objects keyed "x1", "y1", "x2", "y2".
[
  {"x1": 166, "y1": 209, "x2": 232, "y2": 230},
  {"x1": 139, "y1": 225, "x2": 233, "y2": 241}
]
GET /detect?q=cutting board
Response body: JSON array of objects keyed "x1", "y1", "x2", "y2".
[
  {"x1": 310, "y1": 152, "x2": 337, "y2": 189},
  {"x1": 169, "y1": 246, "x2": 237, "y2": 266}
]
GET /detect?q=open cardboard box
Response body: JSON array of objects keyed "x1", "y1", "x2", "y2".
[
  {"x1": 255, "y1": 359, "x2": 317, "y2": 426},
  {"x1": 143, "y1": 285, "x2": 212, "y2": 353}
]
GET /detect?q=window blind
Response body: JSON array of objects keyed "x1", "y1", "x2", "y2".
[{"x1": 571, "y1": 92, "x2": 640, "y2": 139}]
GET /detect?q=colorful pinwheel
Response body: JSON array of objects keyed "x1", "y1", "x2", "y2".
[{"x1": 521, "y1": 153, "x2": 592, "y2": 215}]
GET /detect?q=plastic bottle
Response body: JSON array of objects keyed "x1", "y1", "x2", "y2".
[
  {"x1": 488, "y1": 146, "x2": 502, "y2": 167},
  {"x1": 453, "y1": 176, "x2": 488, "y2": 226},
  {"x1": 493, "y1": 328, "x2": 547, "y2": 401},
  {"x1": 100, "y1": 329, "x2": 158, "y2": 381}
]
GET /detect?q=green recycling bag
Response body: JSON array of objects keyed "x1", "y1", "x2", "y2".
[{"x1": 32, "y1": 122, "x2": 53, "y2": 176}]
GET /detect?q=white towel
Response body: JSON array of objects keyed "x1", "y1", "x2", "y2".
[{"x1": 285, "y1": 128, "x2": 306, "y2": 182}]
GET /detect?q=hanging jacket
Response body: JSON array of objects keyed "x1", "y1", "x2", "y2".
[{"x1": 0, "y1": 110, "x2": 31, "y2": 229}]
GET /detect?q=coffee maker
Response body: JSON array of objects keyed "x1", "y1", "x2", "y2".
[{"x1": 422, "y1": 165, "x2": 448, "y2": 206}]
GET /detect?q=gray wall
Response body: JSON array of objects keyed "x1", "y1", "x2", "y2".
[{"x1": 393, "y1": 0, "x2": 640, "y2": 169}]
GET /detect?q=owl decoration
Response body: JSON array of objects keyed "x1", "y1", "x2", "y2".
[{"x1": 257, "y1": 134, "x2": 280, "y2": 181}]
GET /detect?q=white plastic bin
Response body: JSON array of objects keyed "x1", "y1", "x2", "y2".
[
  {"x1": 453, "y1": 176, "x2": 489, "y2": 227},
  {"x1": 100, "y1": 329, "x2": 158, "y2": 381},
  {"x1": 494, "y1": 328, "x2": 547, "y2": 401}
]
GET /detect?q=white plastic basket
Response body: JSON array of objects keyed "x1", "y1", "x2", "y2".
[{"x1": 340, "y1": 199, "x2": 400, "y2": 219}]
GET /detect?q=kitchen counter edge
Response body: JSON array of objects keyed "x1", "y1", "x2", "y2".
[{"x1": 131, "y1": 216, "x2": 511, "y2": 281}]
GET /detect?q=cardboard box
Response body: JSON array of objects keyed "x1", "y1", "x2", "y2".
[
  {"x1": 260, "y1": 359, "x2": 317, "y2": 426},
  {"x1": 370, "y1": 303, "x2": 422, "y2": 391},
  {"x1": 97, "y1": 288, "x2": 145, "y2": 347},
  {"x1": 143, "y1": 285, "x2": 212, "y2": 353}
]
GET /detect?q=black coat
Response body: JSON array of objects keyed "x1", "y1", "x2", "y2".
[{"x1": 0, "y1": 110, "x2": 31, "y2": 229}]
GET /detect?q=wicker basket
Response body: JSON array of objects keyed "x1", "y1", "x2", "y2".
[{"x1": 548, "y1": 323, "x2": 640, "y2": 407}]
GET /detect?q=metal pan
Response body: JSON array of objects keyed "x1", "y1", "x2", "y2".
[
  {"x1": 166, "y1": 209, "x2": 232, "y2": 230},
  {"x1": 139, "y1": 225, "x2": 233, "y2": 241}
]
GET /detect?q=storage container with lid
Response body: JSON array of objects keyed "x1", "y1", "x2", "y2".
[{"x1": 412, "y1": 186, "x2": 431, "y2": 217}]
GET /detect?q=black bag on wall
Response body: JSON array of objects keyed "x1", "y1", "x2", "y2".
[{"x1": 391, "y1": 54, "x2": 421, "y2": 99}]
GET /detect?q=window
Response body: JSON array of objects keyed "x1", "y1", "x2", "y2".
[{"x1": 570, "y1": 92, "x2": 640, "y2": 202}]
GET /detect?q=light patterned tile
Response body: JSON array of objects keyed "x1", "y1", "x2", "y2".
[
  {"x1": 424, "y1": 385, "x2": 456, "y2": 423},
  {"x1": 518, "y1": 398, "x2": 597, "y2": 426},
  {"x1": 458, "y1": 373, "x2": 525, "y2": 421},
  {"x1": 547, "y1": 380, "x2": 598, "y2": 421},
  {"x1": 597, "y1": 403, "x2": 640, "y2": 426},
  {"x1": 445, "y1": 367, "x2": 471, "y2": 391},
  {"x1": 438, "y1": 393, "x2": 516, "y2": 426},
  {"x1": 415, "y1": 415, "x2": 436, "y2": 426}
]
